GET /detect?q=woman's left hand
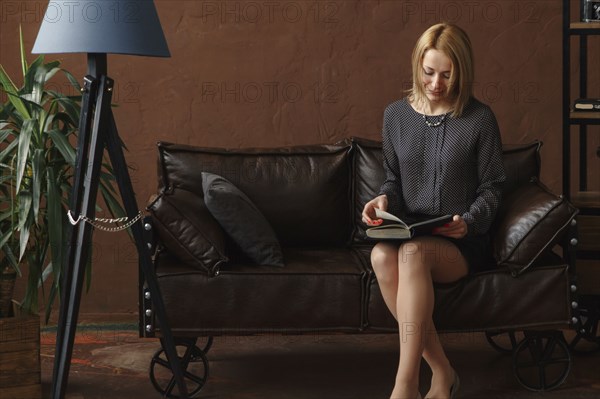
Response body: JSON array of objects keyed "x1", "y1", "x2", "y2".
[{"x1": 433, "y1": 215, "x2": 468, "y2": 239}]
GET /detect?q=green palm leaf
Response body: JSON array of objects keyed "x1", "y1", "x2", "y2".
[
  {"x1": 0, "y1": 138, "x2": 18, "y2": 165},
  {"x1": 44, "y1": 64, "x2": 61, "y2": 82},
  {"x1": 0, "y1": 65, "x2": 31, "y2": 119},
  {"x1": 19, "y1": 25, "x2": 27, "y2": 78},
  {"x1": 46, "y1": 168, "x2": 63, "y2": 291},
  {"x1": 1, "y1": 32, "x2": 126, "y2": 318},
  {"x1": 31, "y1": 149, "x2": 44, "y2": 220},
  {"x1": 47, "y1": 129, "x2": 76, "y2": 165},
  {"x1": 22, "y1": 56, "x2": 44, "y2": 96},
  {"x1": 15, "y1": 118, "x2": 35, "y2": 192},
  {"x1": 0, "y1": 129, "x2": 13, "y2": 140},
  {"x1": 47, "y1": 92, "x2": 81, "y2": 127},
  {"x1": 17, "y1": 191, "x2": 32, "y2": 261}
]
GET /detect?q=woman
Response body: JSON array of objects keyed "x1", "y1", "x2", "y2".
[{"x1": 362, "y1": 23, "x2": 505, "y2": 399}]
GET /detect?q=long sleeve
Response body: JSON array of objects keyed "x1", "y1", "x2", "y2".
[
  {"x1": 461, "y1": 107, "x2": 506, "y2": 236},
  {"x1": 378, "y1": 105, "x2": 404, "y2": 215}
]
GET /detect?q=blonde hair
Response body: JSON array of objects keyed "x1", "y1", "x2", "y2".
[{"x1": 408, "y1": 23, "x2": 474, "y2": 118}]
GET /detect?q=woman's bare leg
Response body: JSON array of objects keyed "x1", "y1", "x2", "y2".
[
  {"x1": 370, "y1": 238, "x2": 467, "y2": 399},
  {"x1": 421, "y1": 323, "x2": 457, "y2": 399}
]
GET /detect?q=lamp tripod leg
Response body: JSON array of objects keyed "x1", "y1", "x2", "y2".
[
  {"x1": 103, "y1": 98, "x2": 190, "y2": 399},
  {"x1": 51, "y1": 73, "x2": 189, "y2": 399},
  {"x1": 50, "y1": 76, "x2": 109, "y2": 399}
]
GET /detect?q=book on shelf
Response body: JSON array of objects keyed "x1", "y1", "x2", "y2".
[
  {"x1": 365, "y1": 209, "x2": 453, "y2": 240},
  {"x1": 574, "y1": 98, "x2": 600, "y2": 111}
]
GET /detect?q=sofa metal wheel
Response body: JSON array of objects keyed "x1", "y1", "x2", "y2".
[
  {"x1": 569, "y1": 295, "x2": 600, "y2": 354},
  {"x1": 201, "y1": 336, "x2": 214, "y2": 354},
  {"x1": 149, "y1": 340, "x2": 209, "y2": 398},
  {"x1": 485, "y1": 331, "x2": 522, "y2": 354},
  {"x1": 512, "y1": 331, "x2": 571, "y2": 391}
]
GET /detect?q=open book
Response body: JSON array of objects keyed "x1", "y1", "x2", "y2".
[{"x1": 366, "y1": 209, "x2": 453, "y2": 240}]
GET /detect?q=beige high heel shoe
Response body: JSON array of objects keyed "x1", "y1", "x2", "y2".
[
  {"x1": 425, "y1": 372, "x2": 460, "y2": 399},
  {"x1": 449, "y1": 372, "x2": 460, "y2": 399}
]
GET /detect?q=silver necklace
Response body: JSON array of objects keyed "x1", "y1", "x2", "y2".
[{"x1": 423, "y1": 113, "x2": 447, "y2": 127}]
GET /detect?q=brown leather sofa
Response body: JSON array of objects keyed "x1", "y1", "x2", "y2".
[{"x1": 140, "y1": 138, "x2": 580, "y2": 396}]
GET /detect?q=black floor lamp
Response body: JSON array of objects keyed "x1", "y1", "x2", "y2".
[{"x1": 32, "y1": 1, "x2": 189, "y2": 398}]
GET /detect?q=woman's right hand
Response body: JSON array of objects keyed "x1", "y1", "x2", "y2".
[{"x1": 361, "y1": 195, "x2": 388, "y2": 226}]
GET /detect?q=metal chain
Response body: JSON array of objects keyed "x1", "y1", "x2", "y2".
[{"x1": 67, "y1": 210, "x2": 142, "y2": 232}]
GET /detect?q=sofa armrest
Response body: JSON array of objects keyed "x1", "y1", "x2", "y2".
[{"x1": 491, "y1": 179, "x2": 578, "y2": 276}]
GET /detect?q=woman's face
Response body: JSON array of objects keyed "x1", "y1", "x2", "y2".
[{"x1": 421, "y1": 49, "x2": 453, "y2": 104}]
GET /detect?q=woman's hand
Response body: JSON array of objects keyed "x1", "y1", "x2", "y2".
[
  {"x1": 361, "y1": 195, "x2": 388, "y2": 226},
  {"x1": 433, "y1": 215, "x2": 468, "y2": 239}
]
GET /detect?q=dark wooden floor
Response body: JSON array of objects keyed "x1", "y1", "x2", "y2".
[{"x1": 40, "y1": 318, "x2": 600, "y2": 399}]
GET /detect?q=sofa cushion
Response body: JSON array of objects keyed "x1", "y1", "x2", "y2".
[
  {"x1": 147, "y1": 188, "x2": 227, "y2": 275},
  {"x1": 202, "y1": 172, "x2": 284, "y2": 267},
  {"x1": 367, "y1": 265, "x2": 572, "y2": 332},
  {"x1": 154, "y1": 247, "x2": 368, "y2": 334},
  {"x1": 492, "y1": 180, "x2": 578, "y2": 276},
  {"x1": 157, "y1": 142, "x2": 353, "y2": 247},
  {"x1": 353, "y1": 245, "x2": 571, "y2": 332}
]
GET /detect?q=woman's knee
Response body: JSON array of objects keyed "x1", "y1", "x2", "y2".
[
  {"x1": 397, "y1": 238, "x2": 467, "y2": 280},
  {"x1": 397, "y1": 240, "x2": 435, "y2": 273},
  {"x1": 398, "y1": 240, "x2": 427, "y2": 263},
  {"x1": 370, "y1": 243, "x2": 399, "y2": 279}
]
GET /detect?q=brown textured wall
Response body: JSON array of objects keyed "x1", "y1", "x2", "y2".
[{"x1": 1, "y1": 0, "x2": 598, "y2": 315}]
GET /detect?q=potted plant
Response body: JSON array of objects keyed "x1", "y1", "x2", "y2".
[
  {"x1": 0, "y1": 29, "x2": 125, "y2": 320},
  {"x1": 0, "y1": 28, "x2": 127, "y2": 398}
]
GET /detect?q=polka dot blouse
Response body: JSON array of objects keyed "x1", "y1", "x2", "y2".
[{"x1": 378, "y1": 97, "x2": 506, "y2": 236}]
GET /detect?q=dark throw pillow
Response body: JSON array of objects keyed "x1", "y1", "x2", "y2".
[{"x1": 201, "y1": 172, "x2": 285, "y2": 267}]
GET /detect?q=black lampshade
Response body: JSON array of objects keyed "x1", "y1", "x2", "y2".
[{"x1": 32, "y1": 0, "x2": 170, "y2": 57}]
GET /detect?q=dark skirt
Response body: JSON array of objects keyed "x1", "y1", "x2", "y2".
[{"x1": 437, "y1": 234, "x2": 496, "y2": 274}]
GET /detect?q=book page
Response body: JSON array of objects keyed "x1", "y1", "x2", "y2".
[
  {"x1": 374, "y1": 208, "x2": 408, "y2": 228},
  {"x1": 365, "y1": 226, "x2": 412, "y2": 240}
]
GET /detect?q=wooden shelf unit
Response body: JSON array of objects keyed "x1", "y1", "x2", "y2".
[
  {"x1": 570, "y1": 112, "x2": 600, "y2": 121},
  {"x1": 562, "y1": 1, "x2": 600, "y2": 298}
]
